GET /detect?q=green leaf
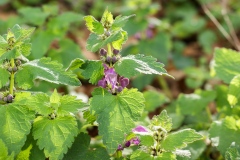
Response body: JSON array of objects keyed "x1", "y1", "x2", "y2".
[
  {"x1": 161, "y1": 129, "x2": 203, "y2": 151},
  {"x1": 15, "y1": 57, "x2": 81, "y2": 89},
  {"x1": 130, "y1": 150, "x2": 153, "y2": 160},
  {"x1": 50, "y1": 89, "x2": 60, "y2": 104},
  {"x1": 58, "y1": 95, "x2": 86, "y2": 116},
  {"x1": 0, "y1": 35, "x2": 8, "y2": 48},
  {"x1": 225, "y1": 144, "x2": 240, "y2": 160},
  {"x1": 0, "y1": 48, "x2": 19, "y2": 61},
  {"x1": 83, "y1": 110, "x2": 96, "y2": 124},
  {"x1": 176, "y1": 90, "x2": 216, "y2": 115},
  {"x1": 90, "y1": 88, "x2": 145, "y2": 154},
  {"x1": 177, "y1": 139, "x2": 206, "y2": 160},
  {"x1": 143, "y1": 90, "x2": 168, "y2": 112},
  {"x1": 86, "y1": 32, "x2": 122, "y2": 52},
  {"x1": 0, "y1": 139, "x2": 14, "y2": 160},
  {"x1": 66, "y1": 58, "x2": 84, "y2": 71},
  {"x1": 80, "y1": 60, "x2": 104, "y2": 84},
  {"x1": 18, "y1": 7, "x2": 49, "y2": 26},
  {"x1": 0, "y1": 103, "x2": 34, "y2": 155},
  {"x1": 151, "y1": 110, "x2": 172, "y2": 132},
  {"x1": 213, "y1": 48, "x2": 240, "y2": 83},
  {"x1": 15, "y1": 26, "x2": 35, "y2": 43},
  {"x1": 48, "y1": 39, "x2": 84, "y2": 68},
  {"x1": 29, "y1": 92, "x2": 85, "y2": 116},
  {"x1": 63, "y1": 132, "x2": 90, "y2": 159},
  {"x1": 64, "y1": 133, "x2": 110, "y2": 160},
  {"x1": 114, "y1": 54, "x2": 170, "y2": 78},
  {"x1": 112, "y1": 30, "x2": 128, "y2": 50},
  {"x1": 100, "y1": 9, "x2": 113, "y2": 26},
  {"x1": 140, "y1": 135, "x2": 154, "y2": 147},
  {"x1": 112, "y1": 15, "x2": 135, "y2": 31},
  {"x1": 33, "y1": 116, "x2": 78, "y2": 159},
  {"x1": 209, "y1": 117, "x2": 240, "y2": 156},
  {"x1": 17, "y1": 43, "x2": 31, "y2": 57},
  {"x1": 0, "y1": 67, "x2": 10, "y2": 88},
  {"x1": 157, "y1": 152, "x2": 177, "y2": 160},
  {"x1": 228, "y1": 75, "x2": 240, "y2": 106},
  {"x1": 84, "y1": 16, "x2": 104, "y2": 34}
]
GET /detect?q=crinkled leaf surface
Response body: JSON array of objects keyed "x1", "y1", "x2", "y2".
[
  {"x1": 114, "y1": 54, "x2": 170, "y2": 78},
  {"x1": 0, "y1": 67, "x2": 10, "y2": 88},
  {"x1": 130, "y1": 150, "x2": 176, "y2": 160},
  {"x1": 161, "y1": 129, "x2": 203, "y2": 151},
  {"x1": 0, "y1": 139, "x2": 14, "y2": 160},
  {"x1": 15, "y1": 57, "x2": 80, "y2": 89},
  {"x1": 28, "y1": 92, "x2": 85, "y2": 116},
  {"x1": 112, "y1": 30, "x2": 127, "y2": 50},
  {"x1": 84, "y1": 16, "x2": 104, "y2": 34},
  {"x1": 225, "y1": 144, "x2": 240, "y2": 160},
  {"x1": 0, "y1": 101, "x2": 34, "y2": 155},
  {"x1": 227, "y1": 75, "x2": 240, "y2": 107},
  {"x1": 33, "y1": 116, "x2": 78, "y2": 159},
  {"x1": 151, "y1": 110, "x2": 172, "y2": 132},
  {"x1": 213, "y1": 48, "x2": 240, "y2": 83},
  {"x1": 80, "y1": 60, "x2": 104, "y2": 84},
  {"x1": 100, "y1": 9, "x2": 113, "y2": 26},
  {"x1": 209, "y1": 116, "x2": 240, "y2": 156},
  {"x1": 90, "y1": 88, "x2": 145, "y2": 154},
  {"x1": 86, "y1": 32, "x2": 122, "y2": 52}
]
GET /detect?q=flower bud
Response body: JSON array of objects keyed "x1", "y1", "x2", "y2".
[
  {"x1": 3, "y1": 97, "x2": 7, "y2": 102},
  {"x1": 13, "y1": 66, "x2": 18, "y2": 72},
  {"x1": 146, "y1": 29, "x2": 153, "y2": 39},
  {"x1": 113, "y1": 49, "x2": 119, "y2": 55},
  {"x1": 104, "y1": 30, "x2": 111, "y2": 37},
  {"x1": 134, "y1": 32, "x2": 141, "y2": 40},
  {"x1": 106, "y1": 56, "x2": 112, "y2": 63},
  {"x1": 117, "y1": 86, "x2": 123, "y2": 92},
  {"x1": 15, "y1": 59, "x2": 21, "y2": 66},
  {"x1": 7, "y1": 67, "x2": 12, "y2": 72},
  {"x1": 7, "y1": 94, "x2": 13, "y2": 103},
  {"x1": 112, "y1": 56, "x2": 117, "y2": 63},
  {"x1": 117, "y1": 144, "x2": 123, "y2": 151},
  {"x1": 99, "y1": 48, "x2": 107, "y2": 56},
  {"x1": 125, "y1": 141, "x2": 131, "y2": 147}
]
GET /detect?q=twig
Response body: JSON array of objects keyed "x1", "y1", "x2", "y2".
[
  {"x1": 221, "y1": 0, "x2": 240, "y2": 51},
  {"x1": 201, "y1": 4, "x2": 237, "y2": 50}
]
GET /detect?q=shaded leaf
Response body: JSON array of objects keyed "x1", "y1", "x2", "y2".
[{"x1": 0, "y1": 67, "x2": 10, "y2": 89}]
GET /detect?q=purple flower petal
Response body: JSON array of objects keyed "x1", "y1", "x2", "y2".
[
  {"x1": 125, "y1": 141, "x2": 131, "y2": 147},
  {"x1": 130, "y1": 137, "x2": 140, "y2": 145},
  {"x1": 105, "y1": 68, "x2": 118, "y2": 89},
  {"x1": 132, "y1": 125, "x2": 148, "y2": 132},
  {"x1": 119, "y1": 77, "x2": 129, "y2": 88},
  {"x1": 117, "y1": 144, "x2": 123, "y2": 151},
  {"x1": 98, "y1": 79, "x2": 106, "y2": 88}
]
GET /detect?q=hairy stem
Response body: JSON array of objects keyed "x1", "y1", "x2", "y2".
[{"x1": 9, "y1": 58, "x2": 15, "y2": 95}]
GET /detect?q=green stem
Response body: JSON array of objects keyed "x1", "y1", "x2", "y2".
[
  {"x1": 9, "y1": 58, "x2": 15, "y2": 95},
  {"x1": 107, "y1": 43, "x2": 112, "y2": 56},
  {"x1": 158, "y1": 76, "x2": 172, "y2": 100}
]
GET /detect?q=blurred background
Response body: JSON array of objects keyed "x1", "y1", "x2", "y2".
[
  {"x1": 0, "y1": 0, "x2": 239, "y2": 96},
  {"x1": 1, "y1": 0, "x2": 240, "y2": 159}
]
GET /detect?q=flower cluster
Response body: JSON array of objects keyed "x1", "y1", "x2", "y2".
[
  {"x1": 97, "y1": 48, "x2": 129, "y2": 94},
  {"x1": 117, "y1": 136, "x2": 140, "y2": 151}
]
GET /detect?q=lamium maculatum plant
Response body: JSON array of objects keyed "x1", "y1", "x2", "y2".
[{"x1": 0, "y1": 8, "x2": 203, "y2": 160}]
